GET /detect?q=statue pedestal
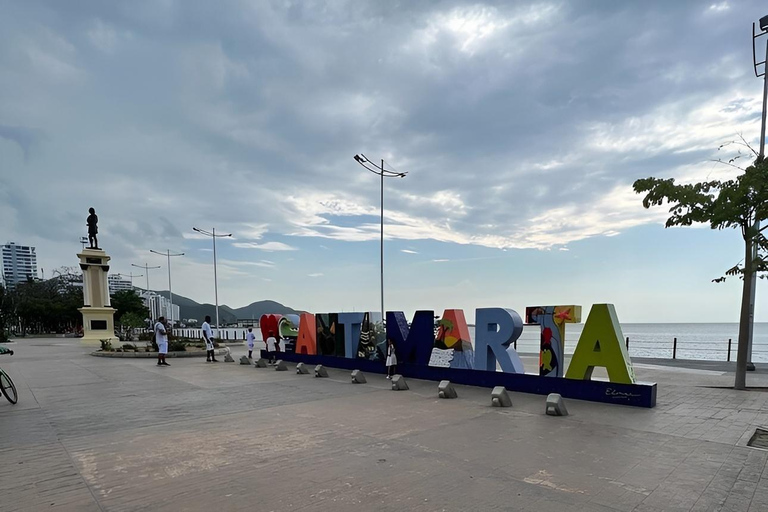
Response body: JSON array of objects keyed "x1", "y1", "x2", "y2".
[{"x1": 77, "y1": 248, "x2": 116, "y2": 346}]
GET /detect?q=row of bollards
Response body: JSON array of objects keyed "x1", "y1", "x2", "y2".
[{"x1": 253, "y1": 359, "x2": 568, "y2": 415}]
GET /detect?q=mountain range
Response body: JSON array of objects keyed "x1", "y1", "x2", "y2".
[{"x1": 150, "y1": 290, "x2": 302, "y2": 324}]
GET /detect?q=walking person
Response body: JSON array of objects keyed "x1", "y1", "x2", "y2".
[
  {"x1": 246, "y1": 327, "x2": 256, "y2": 359},
  {"x1": 202, "y1": 315, "x2": 218, "y2": 362},
  {"x1": 155, "y1": 316, "x2": 170, "y2": 366},
  {"x1": 266, "y1": 331, "x2": 277, "y2": 364},
  {"x1": 385, "y1": 338, "x2": 397, "y2": 379}
]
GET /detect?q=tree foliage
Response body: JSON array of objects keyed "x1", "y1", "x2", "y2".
[
  {"x1": 111, "y1": 289, "x2": 149, "y2": 323},
  {"x1": 633, "y1": 156, "x2": 768, "y2": 389},
  {"x1": 4, "y1": 272, "x2": 84, "y2": 334}
]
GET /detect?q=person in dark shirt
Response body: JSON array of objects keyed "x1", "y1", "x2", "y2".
[{"x1": 87, "y1": 207, "x2": 98, "y2": 249}]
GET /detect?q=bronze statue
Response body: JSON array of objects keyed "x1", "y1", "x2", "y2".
[{"x1": 87, "y1": 208, "x2": 99, "y2": 249}]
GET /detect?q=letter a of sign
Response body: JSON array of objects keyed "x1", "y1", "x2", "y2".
[
  {"x1": 565, "y1": 304, "x2": 635, "y2": 384},
  {"x1": 294, "y1": 313, "x2": 317, "y2": 355}
]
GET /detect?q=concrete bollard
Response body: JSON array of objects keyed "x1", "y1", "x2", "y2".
[
  {"x1": 491, "y1": 386, "x2": 512, "y2": 407},
  {"x1": 314, "y1": 365, "x2": 328, "y2": 378},
  {"x1": 239, "y1": 356, "x2": 251, "y2": 365},
  {"x1": 545, "y1": 393, "x2": 568, "y2": 416},
  {"x1": 224, "y1": 353, "x2": 235, "y2": 363},
  {"x1": 351, "y1": 370, "x2": 367, "y2": 383},
  {"x1": 438, "y1": 380, "x2": 457, "y2": 399},
  {"x1": 275, "y1": 360, "x2": 287, "y2": 371},
  {"x1": 296, "y1": 362, "x2": 310, "y2": 374},
  {"x1": 391, "y1": 375, "x2": 409, "y2": 390},
  {"x1": 254, "y1": 358, "x2": 268, "y2": 368}
]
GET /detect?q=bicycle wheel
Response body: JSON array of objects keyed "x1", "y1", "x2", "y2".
[{"x1": 0, "y1": 371, "x2": 17, "y2": 404}]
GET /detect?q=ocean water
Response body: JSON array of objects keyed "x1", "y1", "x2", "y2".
[
  {"x1": 469, "y1": 323, "x2": 768, "y2": 363},
  {"x1": 177, "y1": 323, "x2": 768, "y2": 363}
]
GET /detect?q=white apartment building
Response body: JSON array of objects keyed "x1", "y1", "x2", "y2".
[
  {"x1": 2, "y1": 242, "x2": 38, "y2": 288},
  {"x1": 139, "y1": 290, "x2": 180, "y2": 324},
  {"x1": 108, "y1": 274, "x2": 133, "y2": 295}
]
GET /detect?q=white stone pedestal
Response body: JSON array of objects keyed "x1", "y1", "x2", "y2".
[{"x1": 77, "y1": 248, "x2": 116, "y2": 346}]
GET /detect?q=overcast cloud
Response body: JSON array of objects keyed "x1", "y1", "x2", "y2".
[{"x1": 1, "y1": 0, "x2": 766, "y2": 321}]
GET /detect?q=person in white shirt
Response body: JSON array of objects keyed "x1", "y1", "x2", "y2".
[
  {"x1": 202, "y1": 315, "x2": 218, "y2": 363},
  {"x1": 266, "y1": 331, "x2": 277, "y2": 364},
  {"x1": 246, "y1": 327, "x2": 256, "y2": 359},
  {"x1": 154, "y1": 316, "x2": 170, "y2": 367},
  {"x1": 385, "y1": 338, "x2": 397, "y2": 379}
]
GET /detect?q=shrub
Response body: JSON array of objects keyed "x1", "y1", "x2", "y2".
[
  {"x1": 169, "y1": 340, "x2": 186, "y2": 352},
  {"x1": 122, "y1": 343, "x2": 137, "y2": 352},
  {"x1": 138, "y1": 331, "x2": 154, "y2": 342},
  {"x1": 100, "y1": 339, "x2": 113, "y2": 351}
]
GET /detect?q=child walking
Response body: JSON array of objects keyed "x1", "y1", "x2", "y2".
[
  {"x1": 246, "y1": 327, "x2": 256, "y2": 359},
  {"x1": 385, "y1": 338, "x2": 397, "y2": 379}
]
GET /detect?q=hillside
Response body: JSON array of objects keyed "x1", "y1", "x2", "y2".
[
  {"x1": 151, "y1": 291, "x2": 301, "y2": 324},
  {"x1": 233, "y1": 300, "x2": 302, "y2": 319}
]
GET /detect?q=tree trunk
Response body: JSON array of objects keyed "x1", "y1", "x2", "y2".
[{"x1": 735, "y1": 236, "x2": 755, "y2": 390}]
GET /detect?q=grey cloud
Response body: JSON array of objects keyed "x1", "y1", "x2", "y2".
[
  {"x1": 0, "y1": 125, "x2": 44, "y2": 160},
  {"x1": 1, "y1": 0, "x2": 764, "y2": 257}
]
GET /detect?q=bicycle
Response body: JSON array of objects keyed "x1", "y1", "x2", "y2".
[{"x1": 0, "y1": 347, "x2": 17, "y2": 405}]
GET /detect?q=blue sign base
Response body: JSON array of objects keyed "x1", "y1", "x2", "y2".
[{"x1": 263, "y1": 351, "x2": 657, "y2": 408}]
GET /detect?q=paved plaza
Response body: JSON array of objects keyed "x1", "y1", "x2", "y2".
[{"x1": 1, "y1": 338, "x2": 768, "y2": 511}]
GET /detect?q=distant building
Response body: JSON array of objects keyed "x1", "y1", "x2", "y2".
[
  {"x1": 2, "y1": 242, "x2": 38, "y2": 289},
  {"x1": 139, "y1": 290, "x2": 180, "y2": 324},
  {"x1": 108, "y1": 275, "x2": 132, "y2": 295}
]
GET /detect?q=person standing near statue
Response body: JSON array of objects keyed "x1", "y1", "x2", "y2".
[
  {"x1": 246, "y1": 327, "x2": 256, "y2": 359},
  {"x1": 154, "y1": 316, "x2": 170, "y2": 366},
  {"x1": 87, "y1": 208, "x2": 99, "y2": 249},
  {"x1": 202, "y1": 315, "x2": 218, "y2": 362}
]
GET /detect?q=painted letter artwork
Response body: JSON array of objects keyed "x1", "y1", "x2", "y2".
[{"x1": 261, "y1": 303, "x2": 657, "y2": 407}]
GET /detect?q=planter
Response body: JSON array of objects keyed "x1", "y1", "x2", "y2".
[{"x1": 90, "y1": 348, "x2": 228, "y2": 358}]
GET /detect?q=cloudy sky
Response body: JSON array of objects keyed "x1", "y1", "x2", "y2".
[{"x1": 1, "y1": 0, "x2": 767, "y2": 323}]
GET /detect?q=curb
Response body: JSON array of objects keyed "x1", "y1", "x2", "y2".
[{"x1": 90, "y1": 348, "x2": 228, "y2": 358}]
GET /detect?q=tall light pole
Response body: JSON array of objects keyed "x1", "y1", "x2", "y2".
[
  {"x1": 747, "y1": 15, "x2": 768, "y2": 372},
  {"x1": 192, "y1": 227, "x2": 232, "y2": 337},
  {"x1": 132, "y1": 263, "x2": 160, "y2": 322},
  {"x1": 150, "y1": 249, "x2": 184, "y2": 326},
  {"x1": 353, "y1": 154, "x2": 407, "y2": 321}
]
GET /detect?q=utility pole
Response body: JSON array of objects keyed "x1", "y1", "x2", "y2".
[
  {"x1": 746, "y1": 15, "x2": 768, "y2": 372},
  {"x1": 132, "y1": 263, "x2": 160, "y2": 322},
  {"x1": 192, "y1": 227, "x2": 232, "y2": 338},
  {"x1": 353, "y1": 154, "x2": 408, "y2": 322},
  {"x1": 150, "y1": 249, "x2": 184, "y2": 326},
  {"x1": 117, "y1": 272, "x2": 143, "y2": 290}
]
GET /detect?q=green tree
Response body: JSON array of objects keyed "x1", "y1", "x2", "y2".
[
  {"x1": 0, "y1": 284, "x2": 15, "y2": 342},
  {"x1": 11, "y1": 270, "x2": 83, "y2": 334},
  {"x1": 118, "y1": 311, "x2": 145, "y2": 340},
  {"x1": 111, "y1": 289, "x2": 149, "y2": 323},
  {"x1": 633, "y1": 157, "x2": 768, "y2": 390}
]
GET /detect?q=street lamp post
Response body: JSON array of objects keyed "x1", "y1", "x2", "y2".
[
  {"x1": 132, "y1": 262, "x2": 161, "y2": 322},
  {"x1": 150, "y1": 249, "x2": 184, "y2": 326},
  {"x1": 353, "y1": 154, "x2": 407, "y2": 322},
  {"x1": 747, "y1": 15, "x2": 768, "y2": 371},
  {"x1": 192, "y1": 227, "x2": 232, "y2": 338}
]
